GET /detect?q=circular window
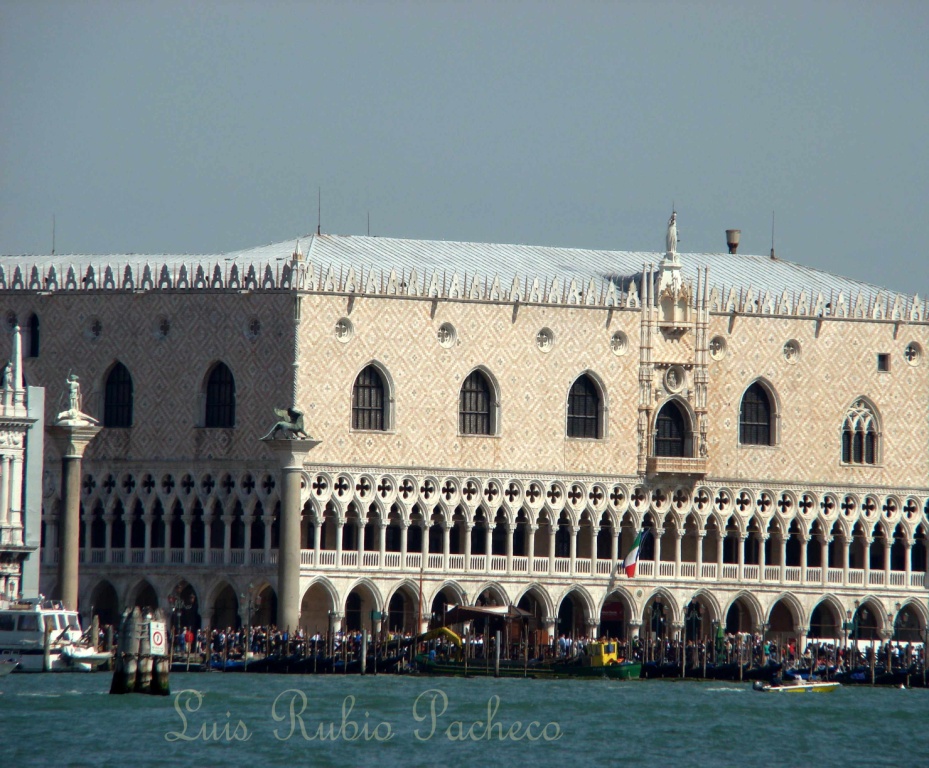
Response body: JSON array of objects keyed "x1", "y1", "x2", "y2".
[
  {"x1": 334, "y1": 317, "x2": 354, "y2": 343},
  {"x1": 783, "y1": 339, "x2": 801, "y2": 363},
  {"x1": 709, "y1": 336, "x2": 727, "y2": 361},
  {"x1": 437, "y1": 322, "x2": 457, "y2": 349},
  {"x1": 610, "y1": 331, "x2": 629, "y2": 356},
  {"x1": 904, "y1": 342, "x2": 921, "y2": 367},
  {"x1": 536, "y1": 327, "x2": 554, "y2": 353}
]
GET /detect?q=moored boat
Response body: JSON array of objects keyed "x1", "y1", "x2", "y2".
[
  {"x1": 0, "y1": 597, "x2": 112, "y2": 672},
  {"x1": 552, "y1": 641, "x2": 642, "y2": 680}
]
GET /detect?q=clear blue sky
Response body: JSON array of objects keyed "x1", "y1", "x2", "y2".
[{"x1": 1, "y1": 1, "x2": 926, "y2": 294}]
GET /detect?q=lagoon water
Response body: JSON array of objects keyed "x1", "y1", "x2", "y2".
[{"x1": 1, "y1": 672, "x2": 925, "y2": 768}]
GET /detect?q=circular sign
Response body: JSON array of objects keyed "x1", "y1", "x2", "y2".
[{"x1": 152, "y1": 630, "x2": 164, "y2": 646}]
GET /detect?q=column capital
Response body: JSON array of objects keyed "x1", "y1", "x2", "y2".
[
  {"x1": 262, "y1": 437, "x2": 321, "y2": 469},
  {"x1": 46, "y1": 423, "x2": 101, "y2": 458},
  {"x1": 543, "y1": 616, "x2": 557, "y2": 626}
]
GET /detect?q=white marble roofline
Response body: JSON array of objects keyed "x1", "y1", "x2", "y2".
[{"x1": 1, "y1": 234, "x2": 925, "y2": 322}]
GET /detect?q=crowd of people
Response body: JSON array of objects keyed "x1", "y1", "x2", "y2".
[{"x1": 88, "y1": 621, "x2": 926, "y2": 676}]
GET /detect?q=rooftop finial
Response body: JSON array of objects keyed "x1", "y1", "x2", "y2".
[{"x1": 770, "y1": 210, "x2": 776, "y2": 260}]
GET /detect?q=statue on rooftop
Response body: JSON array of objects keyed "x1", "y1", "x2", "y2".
[
  {"x1": 261, "y1": 407, "x2": 310, "y2": 440},
  {"x1": 666, "y1": 211, "x2": 679, "y2": 263}
]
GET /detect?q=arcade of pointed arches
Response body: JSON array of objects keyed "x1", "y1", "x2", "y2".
[{"x1": 78, "y1": 574, "x2": 929, "y2": 646}]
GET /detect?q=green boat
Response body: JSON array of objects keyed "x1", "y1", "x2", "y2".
[{"x1": 551, "y1": 641, "x2": 642, "y2": 680}]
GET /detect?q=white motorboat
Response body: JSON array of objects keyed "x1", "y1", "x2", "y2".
[
  {"x1": 0, "y1": 597, "x2": 112, "y2": 672},
  {"x1": 752, "y1": 680, "x2": 841, "y2": 693}
]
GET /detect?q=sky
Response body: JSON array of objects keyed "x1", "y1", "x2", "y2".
[{"x1": 1, "y1": 1, "x2": 927, "y2": 294}]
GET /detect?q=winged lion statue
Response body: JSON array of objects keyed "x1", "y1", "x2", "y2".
[{"x1": 261, "y1": 407, "x2": 310, "y2": 440}]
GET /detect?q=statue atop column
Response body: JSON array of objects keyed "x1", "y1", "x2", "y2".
[
  {"x1": 55, "y1": 373, "x2": 98, "y2": 426},
  {"x1": 260, "y1": 407, "x2": 310, "y2": 440}
]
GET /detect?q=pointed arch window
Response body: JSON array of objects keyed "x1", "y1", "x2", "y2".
[
  {"x1": 567, "y1": 374, "x2": 601, "y2": 439},
  {"x1": 352, "y1": 365, "x2": 386, "y2": 431},
  {"x1": 739, "y1": 382, "x2": 773, "y2": 446},
  {"x1": 205, "y1": 362, "x2": 236, "y2": 428},
  {"x1": 460, "y1": 370, "x2": 493, "y2": 435},
  {"x1": 655, "y1": 401, "x2": 687, "y2": 457},
  {"x1": 842, "y1": 399, "x2": 879, "y2": 465},
  {"x1": 103, "y1": 362, "x2": 133, "y2": 428}
]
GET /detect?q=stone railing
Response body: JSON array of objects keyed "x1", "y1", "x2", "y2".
[{"x1": 51, "y1": 547, "x2": 929, "y2": 591}]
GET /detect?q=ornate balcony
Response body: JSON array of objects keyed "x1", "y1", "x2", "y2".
[{"x1": 646, "y1": 455, "x2": 708, "y2": 477}]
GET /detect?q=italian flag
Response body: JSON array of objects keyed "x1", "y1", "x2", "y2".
[{"x1": 623, "y1": 531, "x2": 644, "y2": 577}]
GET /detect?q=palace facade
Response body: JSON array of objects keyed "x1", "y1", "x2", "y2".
[{"x1": 1, "y1": 227, "x2": 927, "y2": 648}]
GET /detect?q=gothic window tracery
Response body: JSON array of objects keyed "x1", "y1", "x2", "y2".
[{"x1": 842, "y1": 399, "x2": 879, "y2": 465}]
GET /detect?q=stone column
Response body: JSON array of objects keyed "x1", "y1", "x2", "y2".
[
  {"x1": 542, "y1": 616, "x2": 557, "y2": 644},
  {"x1": 104, "y1": 513, "x2": 114, "y2": 564},
  {"x1": 527, "y1": 525, "x2": 537, "y2": 573},
  {"x1": 335, "y1": 518, "x2": 344, "y2": 564},
  {"x1": 586, "y1": 618, "x2": 600, "y2": 640},
  {"x1": 737, "y1": 533, "x2": 746, "y2": 581},
  {"x1": 441, "y1": 521, "x2": 450, "y2": 570},
  {"x1": 379, "y1": 520, "x2": 388, "y2": 565},
  {"x1": 182, "y1": 513, "x2": 193, "y2": 565},
  {"x1": 758, "y1": 534, "x2": 768, "y2": 581},
  {"x1": 717, "y1": 529, "x2": 725, "y2": 575},
  {"x1": 400, "y1": 520, "x2": 409, "y2": 566},
  {"x1": 222, "y1": 512, "x2": 233, "y2": 565},
  {"x1": 778, "y1": 534, "x2": 787, "y2": 583},
  {"x1": 799, "y1": 535, "x2": 808, "y2": 584},
  {"x1": 883, "y1": 539, "x2": 892, "y2": 586},
  {"x1": 821, "y1": 537, "x2": 831, "y2": 586},
  {"x1": 904, "y1": 539, "x2": 912, "y2": 585},
  {"x1": 263, "y1": 438, "x2": 320, "y2": 634},
  {"x1": 842, "y1": 534, "x2": 850, "y2": 586},
  {"x1": 569, "y1": 525, "x2": 579, "y2": 575},
  {"x1": 674, "y1": 530, "x2": 684, "y2": 578},
  {"x1": 548, "y1": 527, "x2": 556, "y2": 573},
  {"x1": 312, "y1": 518, "x2": 321, "y2": 564},
  {"x1": 863, "y1": 536, "x2": 873, "y2": 585},
  {"x1": 610, "y1": 526, "x2": 619, "y2": 566},
  {"x1": 589, "y1": 524, "x2": 598, "y2": 570},
  {"x1": 143, "y1": 513, "x2": 154, "y2": 564},
  {"x1": 505, "y1": 523, "x2": 514, "y2": 573},
  {"x1": 484, "y1": 524, "x2": 493, "y2": 572},
  {"x1": 243, "y1": 515, "x2": 254, "y2": 559},
  {"x1": 653, "y1": 528, "x2": 664, "y2": 567},
  {"x1": 0, "y1": 455, "x2": 9, "y2": 527},
  {"x1": 463, "y1": 522, "x2": 472, "y2": 571},
  {"x1": 47, "y1": 422, "x2": 100, "y2": 611},
  {"x1": 696, "y1": 532, "x2": 705, "y2": 578}
]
